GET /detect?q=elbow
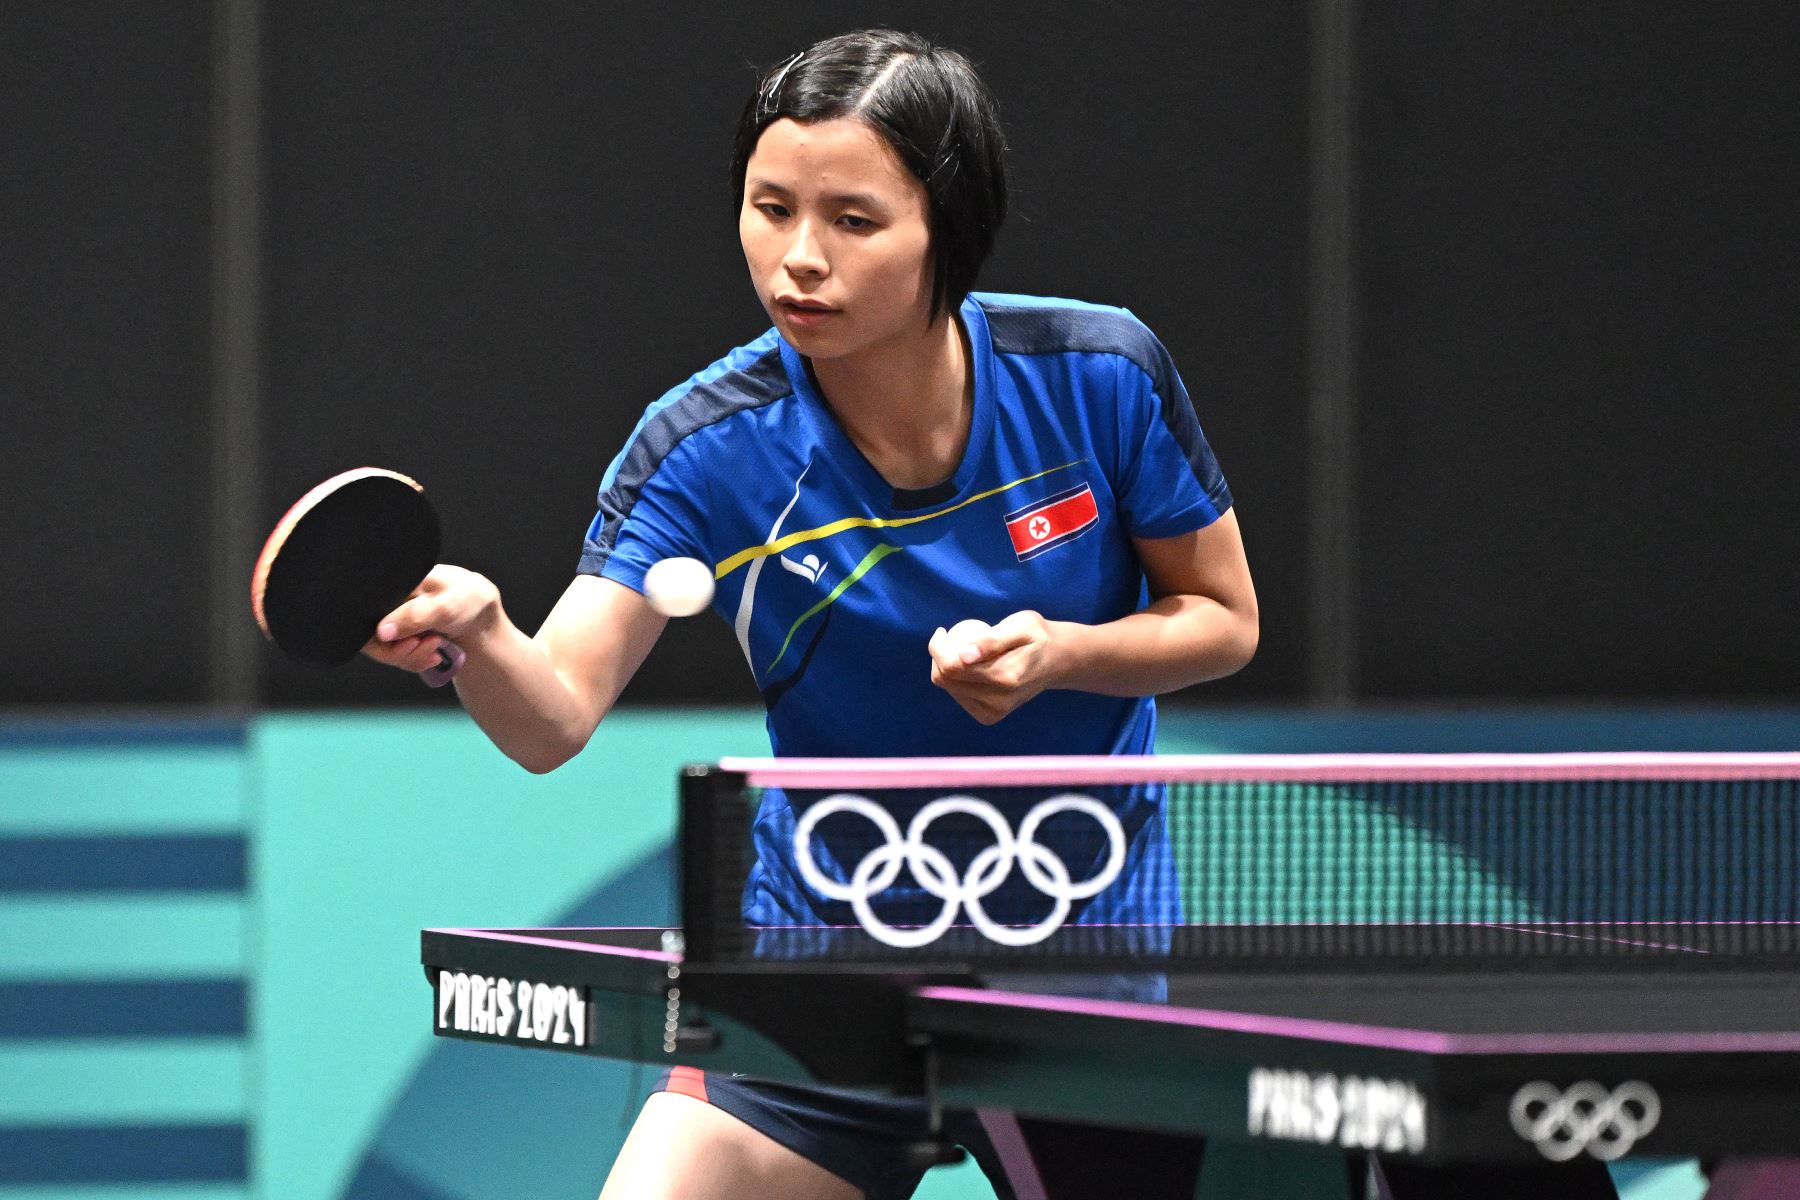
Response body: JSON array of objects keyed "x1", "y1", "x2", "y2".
[
  {"x1": 508, "y1": 689, "x2": 613, "y2": 775},
  {"x1": 1233, "y1": 620, "x2": 1260, "y2": 675},
  {"x1": 514, "y1": 748, "x2": 573, "y2": 776},
  {"x1": 508, "y1": 724, "x2": 594, "y2": 776},
  {"x1": 1218, "y1": 605, "x2": 1260, "y2": 680}
]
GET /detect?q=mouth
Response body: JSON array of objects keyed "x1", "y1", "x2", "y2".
[
  {"x1": 775, "y1": 298, "x2": 840, "y2": 331},
  {"x1": 776, "y1": 297, "x2": 838, "y2": 314}
]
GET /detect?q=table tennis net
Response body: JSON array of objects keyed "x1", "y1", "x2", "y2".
[{"x1": 678, "y1": 755, "x2": 1800, "y2": 967}]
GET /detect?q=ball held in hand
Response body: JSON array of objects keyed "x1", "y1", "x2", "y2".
[
  {"x1": 946, "y1": 618, "x2": 991, "y2": 644},
  {"x1": 644, "y1": 557, "x2": 715, "y2": 617},
  {"x1": 945, "y1": 618, "x2": 992, "y2": 662}
]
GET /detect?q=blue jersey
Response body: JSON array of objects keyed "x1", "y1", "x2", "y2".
[{"x1": 579, "y1": 292, "x2": 1231, "y2": 929}]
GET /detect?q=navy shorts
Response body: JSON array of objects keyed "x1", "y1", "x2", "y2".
[
  {"x1": 651, "y1": 1068, "x2": 1206, "y2": 1200},
  {"x1": 649, "y1": 1070, "x2": 1627, "y2": 1200}
]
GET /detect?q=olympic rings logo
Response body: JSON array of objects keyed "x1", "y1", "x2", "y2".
[
  {"x1": 1509, "y1": 1081, "x2": 1661, "y2": 1161},
  {"x1": 792, "y1": 792, "x2": 1127, "y2": 948}
]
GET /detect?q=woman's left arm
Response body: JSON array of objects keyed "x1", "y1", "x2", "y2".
[{"x1": 928, "y1": 509, "x2": 1258, "y2": 722}]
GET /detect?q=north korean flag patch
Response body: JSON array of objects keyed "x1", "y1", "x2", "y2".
[{"x1": 1004, "y1": 483, "x2": 1099, "y2": 561}]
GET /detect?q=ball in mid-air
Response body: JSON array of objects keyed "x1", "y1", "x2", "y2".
[{"x1": 643, "y1": 557, "x2": 715, "y2": 617}]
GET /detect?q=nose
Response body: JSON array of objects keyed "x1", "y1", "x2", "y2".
[{"x1": 782, "y1": 219, "x2": 828, "y2": 280}]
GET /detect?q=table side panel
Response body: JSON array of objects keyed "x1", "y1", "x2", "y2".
[{"x1": 914, "y1": 990, "x2": 1800, "y2": 1163}]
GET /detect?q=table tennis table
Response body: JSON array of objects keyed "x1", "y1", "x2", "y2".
[
  {"x1": 422, "y1": 924, "x2": 1800, "y2": 1194},
  {"x1": 422, "y1": 755, "x2": 1800, "y2": 1196}
]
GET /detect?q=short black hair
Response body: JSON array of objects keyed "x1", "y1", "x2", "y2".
[{"x1": 732, "y1": 29, "x2": 1009, "y2": 324}]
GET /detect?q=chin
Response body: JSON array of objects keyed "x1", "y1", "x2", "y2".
[{"x1": 779, "y1": 323, "x2": 848, "y2": 357}]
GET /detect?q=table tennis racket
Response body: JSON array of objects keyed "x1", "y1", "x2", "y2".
[{"x1": 251, "y1": 467, "x2": 465, "y2": 687}]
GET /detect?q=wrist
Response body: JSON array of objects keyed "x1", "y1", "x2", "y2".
[
  {"x1": 458, "y1": 582, "x2": 509, "y2": 652},
  {"x1": 1042, "y1": 618, "x2": 1088, "y2": 690}
]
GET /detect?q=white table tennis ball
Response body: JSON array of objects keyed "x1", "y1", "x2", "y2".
[
  {"x1": 946, "y1": 618, "x2": 991, "y2": 643},
  {"x1": 945, "y1": 618, "x2": 992, "y2": 656},
  {"x1": 644, "y1": 557, "x2": 715, "y2": 617}
]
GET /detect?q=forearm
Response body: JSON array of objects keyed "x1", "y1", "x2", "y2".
[
  {"x1": 451, "y1": 613, "x2": 604, "y2": 774},
  {"x1": 1049, "y1": 593, "x2": 1258, "y2": 698}
]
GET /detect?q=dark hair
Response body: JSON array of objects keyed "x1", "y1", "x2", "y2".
[{"x1": 731, "y1": 29, "x2": 1009, "y2": 323}]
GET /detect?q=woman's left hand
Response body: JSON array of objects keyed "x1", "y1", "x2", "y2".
[{"x1": 927, "y1": 610, "x2": 1062, "y2": 725}]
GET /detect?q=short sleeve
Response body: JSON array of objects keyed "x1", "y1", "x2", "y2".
[
  {"x1": 577, "y1": 436, "x2": 711, "y2": 595},
  {"x1": 1110, "y1": 320, "x2": 1233, "y2": 539}
]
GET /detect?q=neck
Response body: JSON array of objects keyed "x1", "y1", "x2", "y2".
[{"x1": 811, "y1": 307, "x2": 972, "y2": 491}]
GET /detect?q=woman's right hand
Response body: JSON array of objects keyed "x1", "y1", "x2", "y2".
[{"x1": 362, "y1": 564, "x2": 502, "y2": 675}]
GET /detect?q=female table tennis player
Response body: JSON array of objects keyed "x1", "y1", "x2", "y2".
[{"x1": 365, "y1": 27, "x2": 1580, "y2": 1200}]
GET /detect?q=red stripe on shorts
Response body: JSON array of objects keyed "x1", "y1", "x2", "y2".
[{"x1": 666, "y1": 1065, "x2": 709, "y2": 1103}]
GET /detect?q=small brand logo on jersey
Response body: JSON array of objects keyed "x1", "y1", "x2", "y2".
[
  {"x1": 779, "y1": 552, "x2": 827, "y2": 584},
  {"x1": 1004, "y1": 484, "x2": 1098, "y2": 561}
]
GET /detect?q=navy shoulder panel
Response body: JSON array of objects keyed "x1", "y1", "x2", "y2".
[
  {"x1": 589, "y1": 346, "x2": 791, "y2": 558},
  {"x1": 979, "y1": 294, "x2": 1225, "y2": 509},
  {"x1": 982, "y1": 295, "x2": 1162, "y2": 368}
]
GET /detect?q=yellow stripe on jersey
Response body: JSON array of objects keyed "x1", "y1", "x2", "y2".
[{"x1": 713, "y1": 460, "x2": 1086, "y2": 580}]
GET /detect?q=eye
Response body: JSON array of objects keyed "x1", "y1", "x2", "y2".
[
  {"x1": 838, "y1": 214, "x2": 875, "y2": 231},
  {"x1": 756, "y1": 202, "x2": 791, "y2": 220}
]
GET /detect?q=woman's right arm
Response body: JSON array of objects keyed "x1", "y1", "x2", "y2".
[{"x1": 366, "y1": 568, "x2": 667, "y2": 774}]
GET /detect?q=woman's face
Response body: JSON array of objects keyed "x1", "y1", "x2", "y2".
[{"x1": 740, "y1": 117, "x2": 936, "y2": 361}]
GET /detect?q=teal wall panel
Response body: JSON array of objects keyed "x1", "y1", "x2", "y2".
[
  {"x1": 0, "y1": 742, "x2": 245, "y2": 834},
  {"x1": 0, "y1": 898, "x2": 247, "y2": 982},
  {"x1": 0, "y1": 1042, "x2": 246, "y2": 1123}
]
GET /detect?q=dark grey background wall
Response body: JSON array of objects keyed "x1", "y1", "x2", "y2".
[
  {"x1": 5, "y1": 3, "x2": 1795, "y2": 709},
  {"x1": 4, "y1": 5, "x2": 214, "y2": 705}
]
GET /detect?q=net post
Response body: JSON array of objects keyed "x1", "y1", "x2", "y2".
[{"x1": 679, "y1": 763, "x2": 748, "y2": 964}]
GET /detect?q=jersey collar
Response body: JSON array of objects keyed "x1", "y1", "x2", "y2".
[{"x1": 776, "y1": 295, "x2": 997, "y2": 511}]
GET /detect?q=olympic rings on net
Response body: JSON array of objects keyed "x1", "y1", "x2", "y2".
[
  {"x1": 792, "y1": 792, "x2": 1128, "y2": 948},
  {"x1": 1509, "y1": 1080, "x2": 1661, "y2": 1161}
]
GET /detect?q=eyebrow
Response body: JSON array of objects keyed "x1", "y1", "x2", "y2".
[{"x1": 746, "y1": 178, "x2": 891, "y2": 213}]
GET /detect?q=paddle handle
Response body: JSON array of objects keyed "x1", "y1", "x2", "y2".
[{"x1": 421, "y1": 642, "x2": 466, "y2": 688}]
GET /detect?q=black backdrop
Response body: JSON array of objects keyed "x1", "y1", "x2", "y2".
[{"x1": 4, "y1": 3, "x2": 1795, "y2": 708}]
